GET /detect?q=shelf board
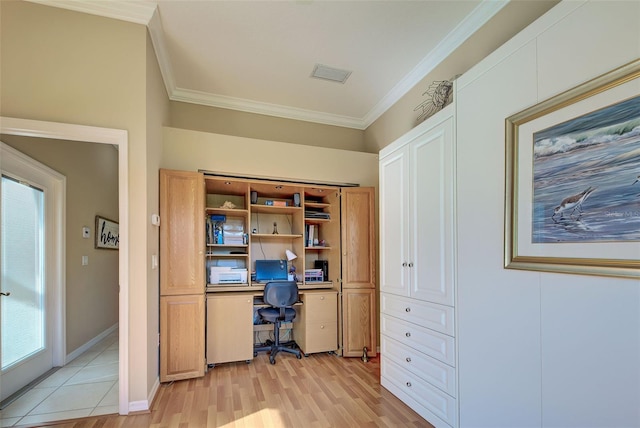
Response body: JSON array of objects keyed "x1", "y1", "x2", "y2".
[
  {"x1": 251, "y1": 204, "x2": 302, "y2": 215},
  {"x1": 206, "y1": 253, "x2": 248, "y2": 257},
  {"x1": 252, "y1": 233, "x2": 303, "y2": 239},
  {"x1": 305, "y1": 217, "x2": 331, "y2": 223},
  {"x1": 304, "y1": 202, "x2": 331, "y2": 208},
  {"x1": 206, "y1": 207, "x2": 249, "y2": 217},
  {"x1": 305, "y1": 246, "x2": 332, "y2": 250}
]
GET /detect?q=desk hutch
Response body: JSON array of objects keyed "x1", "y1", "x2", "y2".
[{"x1": 159, "y1": 169, "x2": 376, "y2": 382}]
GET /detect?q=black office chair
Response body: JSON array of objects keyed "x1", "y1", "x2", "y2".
[{"x1": 254, "y1": 281, "x2": 302, "y2": 364}]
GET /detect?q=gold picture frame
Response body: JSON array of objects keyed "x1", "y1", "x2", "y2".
[{"x1": 505, "y1": 59, "x2": 640, "y2": 279}]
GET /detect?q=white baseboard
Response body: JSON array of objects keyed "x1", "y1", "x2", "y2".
[
  {"x1": 128, "y1": 377, "x2": 158, "y2": 413},
  {"x1": 65, "y1": 323, "x2": 118, "y2": 365}
]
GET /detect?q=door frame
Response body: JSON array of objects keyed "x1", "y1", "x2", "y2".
[{"x1": 0, "y1": 117, "x2": 129, "y2": 415}]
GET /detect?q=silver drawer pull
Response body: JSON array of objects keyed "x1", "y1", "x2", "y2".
[
  {"x1": 406, "y1": 357, "x2": 411, "y2": 363},
  {"x1": 405, "y1": 332, "x2": 411, "y2": 337},
  {"x1": 406, "y1": 382, "x2": 412, "y2": 387},
  {"x1": 405, "y1": 307, "x2": 411, "y2": 312}
]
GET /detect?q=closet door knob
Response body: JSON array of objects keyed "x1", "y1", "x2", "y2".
[
  {"x1": 405, "y1": 332, "x2": 411, "y2": 338},
  {"x1": 406, "y1": 382, "x2": 412, "y2": 387},
  {"x1": 405, "y1": 307, "x2": 411, "y2": 312},
  {"x1": 408, "y1": 262, "x2": 414, "y2": 267},
  {"x1": 402, "y1": 262, "x2": 407, "y2": 267},
  {"x1": 406, "y1": 357, "x2": 411, "y2": 363}
]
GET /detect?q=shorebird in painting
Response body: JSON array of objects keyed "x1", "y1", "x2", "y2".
[{"x1": 552, "y1": 186, "x2": 596, "y2": 220}]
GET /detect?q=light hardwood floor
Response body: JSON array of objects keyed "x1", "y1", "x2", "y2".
[{"x1": 33, "y1": 353, "x2": 433, "y2": 427}]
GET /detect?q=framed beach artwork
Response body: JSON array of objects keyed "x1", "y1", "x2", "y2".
[{"x1": 505, "y1": 59, "x2": 640, "y2": 279}]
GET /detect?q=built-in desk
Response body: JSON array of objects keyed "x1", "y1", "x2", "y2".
[{"x1": 205, "y1": 285, "x2": 338, "y2": 366}]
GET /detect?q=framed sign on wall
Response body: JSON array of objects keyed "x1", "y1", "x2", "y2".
[{"x1": 95, "y1": 215, "x2": 119, "y2": 250}]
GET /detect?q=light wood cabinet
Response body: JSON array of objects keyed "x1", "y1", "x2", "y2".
[
  {"x1": 293, "y1": 290, "x2": 338, "y2": 355},
  {"x1": 206, "y1": 294, "x2": 254, "y2": 365},
  {"x1": 160, "y1": 169, "x2": 206, "y2": 382},
  {"x1": 160, "y1": 170, "x2": 205, "y2": 295},
  {"x1": 341, "y1": 187, "x2": 376, "y2": 358},
  {"x1": 160, "y1": 295, "x2": 204, "y2": 382},
  {"x1": 160, "y1": 169, "x2": 376, "y2": 373},
  {"x1": 341, "y1": 288, "x2": 376, "y2": 357}
]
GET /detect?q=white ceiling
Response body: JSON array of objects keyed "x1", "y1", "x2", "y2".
[{"x1": 30, "y1": 0, "x2": 508, "y2": 129}]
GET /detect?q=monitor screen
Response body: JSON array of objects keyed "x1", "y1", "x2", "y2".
[{"x1": 255, "y1": 259, "x2": 288, "y2": 282}]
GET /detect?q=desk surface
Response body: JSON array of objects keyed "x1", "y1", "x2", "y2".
[{"x1": 206, "y1": 281, "x2": 333, "y2": 293}]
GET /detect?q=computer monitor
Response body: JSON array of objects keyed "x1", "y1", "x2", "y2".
[{"x1": 255, "y1": 259, "x2": 288, "y2": 282}]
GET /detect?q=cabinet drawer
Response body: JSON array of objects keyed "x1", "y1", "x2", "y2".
[
  {"x1": 298, "y1": 321, "x2": 337, "y2": 354},
  {"x1": 381, "y1": 293, "x2": 454, "y2": 336},
  {"x1": 301, "y1": 292, "x2": 337, "y2": 323},
  {"x1": 381, "y1": 357, "x2": 456, "y2": 427},
  {"x1": 381, "y1": 335, "x2": 456, "y2": 397},
  {"x1": 381, "y1": 314, "x2": 455, "y2": 366}
]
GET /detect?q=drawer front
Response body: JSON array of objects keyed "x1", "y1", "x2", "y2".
[
  {"x1": 381, "y1": 314, "x2": 455, "y2": 366},
  {"x1": 381, "y1": 335, "x2": 456, "y2": 397},
  {"x1": 299, "y1": 321, "x2": 337, "y2": 354},
  {"x1": 302, "y1": 292, "x2": 337, "y2": 324},
  {"x1": 381, "y1": 357, "x2": 457, "y2": 426},
  {"x1": 381, "y1": 293, "x2": 454, "y2": 336}
]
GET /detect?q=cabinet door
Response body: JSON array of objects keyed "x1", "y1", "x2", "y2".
[
  {"x1": 160, "y1": 169, "x2": 205, "y2": 296},
  {"x1": 341, "y1": 187, "x2": 376, "y2": 289},
  {"x1": 379, "y1": 151, "x2": 410, "y2": 296},
  {"x1": 160, "y1": 295, "x2": 205, "y2": 382},
  {"x1": 410, "y1": 117, "x2": 455, "y2": 305},
  {"x1": 206, "y1": 294, "x2": 254, "y2": 365},
  {"x1": 342, "y1": 288, "x2": 376, "y2": 357}
]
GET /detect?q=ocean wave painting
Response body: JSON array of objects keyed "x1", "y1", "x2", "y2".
[{"x1": 532, "y1": 94, "x2": 640, "y2": 243}]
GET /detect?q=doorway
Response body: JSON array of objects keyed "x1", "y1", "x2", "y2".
[{"x1": 0, "y1": 117, "x2": 129, "y2": 417}]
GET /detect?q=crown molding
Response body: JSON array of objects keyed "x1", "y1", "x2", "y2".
[
  {"x1": 26, "y1": 0, "x2": 156, "y2": 25},
  {"x1": 24, "y1": 0, "x2": 507, "y2": 130},
  {"x1": 170, "y1": 88, "x2": 367, "y2": 130},
  {"x1": 361, "y1": 0, "x2": 508, "y2": 128}
]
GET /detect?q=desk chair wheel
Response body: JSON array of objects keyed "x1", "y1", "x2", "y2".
[
  {"x1": 296, "y1": 353, "x2": 302, "y2": 359},
  {"x1": 269, "y1": 355, "x2": 276, "y2": 365}
]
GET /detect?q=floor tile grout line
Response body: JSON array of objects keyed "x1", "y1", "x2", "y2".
[{"x1": 1, "y1": 336, "x2": 119, "y2": 426}]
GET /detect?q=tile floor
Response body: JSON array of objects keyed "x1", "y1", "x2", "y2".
[{"x1": 0, "y1": 331, "x2": 119, "y2": 427}]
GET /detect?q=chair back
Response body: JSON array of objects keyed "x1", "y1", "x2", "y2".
[{"x1": 263, "y1": 281, "x2": 298, "y2": 308}]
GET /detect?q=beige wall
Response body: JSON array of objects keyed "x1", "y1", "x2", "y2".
[
  {"x1": 161, "y1": 127, "x2": 378, "y2": 187},
  {"x1": 0, "y1": 135, "x2": 119, "y2": 354},
  {"x1": 145, "y1": 30, "x2": 170, "y2": 393},
  {"x1": 0, "y1": 1, "x2": 154, "y2": 404},
  {"x1": 364, "y1": 0, "x2": 559, "y2": 152},
  {"x1": 170, "y1": 101, "x2": 366, "y2": 152}
]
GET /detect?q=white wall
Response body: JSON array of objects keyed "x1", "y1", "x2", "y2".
[{"x1": 455, "y1": 1, "x2": 640, "y2": 427}]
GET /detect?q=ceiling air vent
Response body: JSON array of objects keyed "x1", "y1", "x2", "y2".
[{"x1": 311, "y1": 64, "x2": 352, "y2": 84}]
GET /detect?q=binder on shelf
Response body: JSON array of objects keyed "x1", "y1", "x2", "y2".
[{"x1": 306, "y1": 224, "x2": 315, "y2": 247}]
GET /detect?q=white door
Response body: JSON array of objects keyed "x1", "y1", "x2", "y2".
[
  {"x1": 410, "y1": 116, "x2": 455, "y2": 305},
  {"x1": 379, "y1": 148, "x2": 410, "y2": 297},
  {"x1": 0, "y1": 143, "x2": 64, "y2": 402}
]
